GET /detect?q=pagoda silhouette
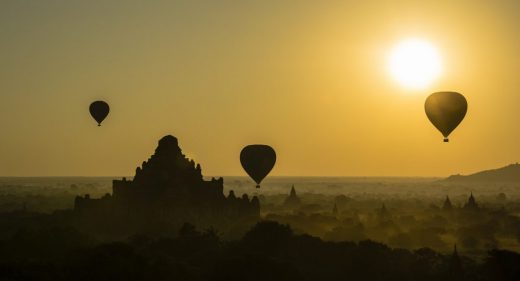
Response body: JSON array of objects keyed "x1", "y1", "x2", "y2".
[
  {"x1": 443, "y1": 196, "x2": 453, "y2": 210},
  {"x1": 74, "y1": 135, "x2": 260, "y2": 236},
  {"x1": 463, "y1": 193, "x2": 479, "y2": 210},
  {"x1": 283, "y1": 185, "x2": 301, "y2": 208}
]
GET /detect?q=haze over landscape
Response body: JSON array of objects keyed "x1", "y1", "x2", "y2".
[{"x1": 1, "y1": 1, "x2": 520, "y2": 280}]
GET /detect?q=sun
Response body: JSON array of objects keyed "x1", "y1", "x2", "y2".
[{"x1": 388, "y1": 38, "x2": 442, "y2": 89}]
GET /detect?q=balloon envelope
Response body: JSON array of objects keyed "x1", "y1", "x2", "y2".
[
  {"x1": 240, "y1": 145, "x2": 276, "y2": 188},
  {"x1": 424, "y1": 91, "x2": 467, "y2": 142},
  {"x1": 89, "y1": 101, "x2": 110, "y2": 126}
]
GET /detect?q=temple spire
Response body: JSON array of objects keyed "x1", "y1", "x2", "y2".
[
  {"x1": 443, "y1": 195, "x2": 453, "y2": 210},
  {"x1": 448, "y1": 244, "x2": 463, "y2": 280}
]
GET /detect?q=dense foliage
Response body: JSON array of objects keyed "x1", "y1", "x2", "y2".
[{"x1": 0, "y1": 221, "x2": 519, "y2": 281}]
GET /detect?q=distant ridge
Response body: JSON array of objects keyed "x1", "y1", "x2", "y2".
[{"x1": 445, "y1": 163, "x2": 520, "y2": 182}]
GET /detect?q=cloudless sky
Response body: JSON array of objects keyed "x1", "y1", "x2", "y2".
[{"x1": 1, "y1": 0, "x2": 520, "y2": 177}]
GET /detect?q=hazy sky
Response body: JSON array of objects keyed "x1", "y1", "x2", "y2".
[{"x1": 2, "y1": 0, "x2": 520, "y2": 177}]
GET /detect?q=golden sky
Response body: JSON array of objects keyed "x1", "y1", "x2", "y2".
[{"x1": 1, "y1": 0, "x2": 520, "y2": 177}]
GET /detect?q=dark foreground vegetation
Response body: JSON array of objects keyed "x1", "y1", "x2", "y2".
[{"x1": 0, "y1": 221, "x2": 519, "y2": 281}]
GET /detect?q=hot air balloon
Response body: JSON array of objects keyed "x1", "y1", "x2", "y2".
[
  {"x1": 424, "y1": 91, "x2": 467, "y2": 142},
  {"x1": 240, "y1": 145, "x2": 276, "y2": 188},
  {"x1": 89, "y1": 101, "x2": 110, "y2": 126}
]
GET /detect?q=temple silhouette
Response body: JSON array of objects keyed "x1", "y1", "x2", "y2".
[
  {"x1": 283, "y1": 185, "x2": 301, "y2": 208},
  {"x1": 441, "y1": 193, "x2": 480, "y2": 213},
  {"x1": 443, "y1": 196, "x2": 453, "y2": 210},
  {"x1": 74, "y1": 135, "x2": 259, "y2": 236},
  {"x1": 463, "y1": 192, "x2": 479, "y2": 210}
]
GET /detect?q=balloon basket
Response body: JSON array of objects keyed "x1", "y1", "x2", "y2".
[
  {"x1": 256, "y1": 185, "x2": 260, "y2": 189},
  {"x1": 443, "y1": 138, "x2": 449, "y2": 142}
]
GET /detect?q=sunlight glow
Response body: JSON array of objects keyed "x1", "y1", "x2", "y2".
[{"x1": 388, "y1": 39, "x2": 442, "y2": 89}]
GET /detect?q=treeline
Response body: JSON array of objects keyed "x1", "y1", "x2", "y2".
[{"x1": 0, "y1": 221, "x2": 519, "y2": 281}]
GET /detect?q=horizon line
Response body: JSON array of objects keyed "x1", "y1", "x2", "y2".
[{"x1": 0, "y1": 175, "x2": 445, "y2": 179}]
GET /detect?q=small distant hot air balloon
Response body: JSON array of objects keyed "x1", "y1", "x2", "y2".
[
  {"x1": 89, "y1": 101, "x2": 110, "y2": 126},
  {"x1": 240, "y1": 145, "x2": 276, "y2": 188},
  {"x1": 425, "y1": 91, "x2": 467, "y2": 142}
]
